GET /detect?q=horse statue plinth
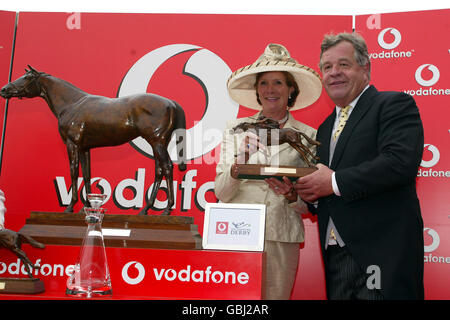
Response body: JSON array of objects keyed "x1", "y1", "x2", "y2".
[
  {"x1": 0, "y1": 228, "x2": 45, "y2": 294},
  {"x1": 0, "y1": 66, "x2": 187, "y2": 215},
  {"x1": 231, "y1": 116, "x2": 321, "y2": 181}
]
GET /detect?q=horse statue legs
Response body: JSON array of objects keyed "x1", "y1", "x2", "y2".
[
  {"x1": 139, "y1": 141, "x2": 174, "y2": 216},
  {"x1": 64, "y1": 141, "x2": 92, "y2": 213},
  {"x1": 64, "y1": 138, "x2": 177, "y2": 216},
  {"x1": 63, "y1": 127, "x2": 182, "y2": 216}
]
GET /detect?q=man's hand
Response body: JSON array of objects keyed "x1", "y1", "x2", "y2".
[{"x1": 294, "y1": 163, "x2": 334, "y2": 203}]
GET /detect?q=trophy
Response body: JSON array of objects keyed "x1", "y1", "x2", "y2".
[
  {"x1": 231, "y1": 117, "x2": 321, "y2": 181},
  {"x1": 66, "y1": 194, "x2": 112, "y2": 298}
]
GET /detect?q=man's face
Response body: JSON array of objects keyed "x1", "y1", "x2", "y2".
[{"x1": 320, "y1": 41, "x2": 370, "y2": 107}]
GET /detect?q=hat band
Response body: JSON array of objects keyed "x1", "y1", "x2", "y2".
[{"x1": 228, "y1": 60, "x2": 321, "y2": 86}]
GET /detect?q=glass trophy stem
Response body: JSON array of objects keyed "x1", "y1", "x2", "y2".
[{"x1": 66, "y1": 203, "x2": 112, "y2": 297}]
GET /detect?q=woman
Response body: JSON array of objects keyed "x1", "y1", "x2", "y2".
[{"x1": 214, "y1": 44, "x2": 322, "y2": 299}]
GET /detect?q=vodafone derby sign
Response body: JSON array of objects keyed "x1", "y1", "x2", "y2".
[{"x1": 0, "y1": 245, "x2": 264, "y2": 299}]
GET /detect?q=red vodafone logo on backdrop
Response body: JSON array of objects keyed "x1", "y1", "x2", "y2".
[
  {"x1": 53, "y1": 44, "x2": 241, "y2": 213},
  {"x1": 377, "y1": 27, "x2": 402, "y2": 49},
  {"x1": 370, "y1": 27, "x2": 415, "y2": 60},
  {"x1": 405, "y1": 63, "x2": 449, "y2": 97},
  {"x1": 423, "y1": 226, "x2": 450, "y2": 265},
  {"x1": 415, "y1": 64, "x2": 440, "y2": 87},
  {"x1": 424, "y1": 228, "x2": 440, "y2": 253},
  {"x1": 122, "y1": 261, "x2": 146, "y2": 285},
  {"x1": 421, "y1": 144, "x2": 440, "y2": 168},
  {"x1": 418, "y1": 143, "x2": 450, "y2": 179},
  {"x1": 117, "y1": 44, "x2": 239, "y2": 163}
]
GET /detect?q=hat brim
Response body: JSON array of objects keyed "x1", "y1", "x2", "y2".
[{"x1": 227, "y1": 62, "x2": 322, "y2": 111}]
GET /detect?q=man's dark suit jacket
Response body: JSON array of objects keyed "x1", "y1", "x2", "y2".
[{"x1": 312, "y1": 85, "x2": 424, "y2": 299}]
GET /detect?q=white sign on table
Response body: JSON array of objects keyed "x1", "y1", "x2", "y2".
[{"x1": 202, "y1": 202, "x2": 266, "y2": 251}]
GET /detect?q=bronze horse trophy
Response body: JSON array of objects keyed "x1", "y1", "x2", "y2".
[
  {"x1": 232, "y1": 116, "x2": 321, "y2": 167},
  {"x1": 0, "y1": 228, "x2": 45, "y2": 279},
  {"x1": 0, "y1": 66, "x2": 187, "y2": 215}
]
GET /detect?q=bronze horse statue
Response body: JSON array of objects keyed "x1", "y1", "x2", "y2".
[
  {"x1": 232, "y1": 116, "x2": 321, "y2": 167},
  {"x1": 0, "y1": 228, "x2": 45, "y2": 279},
  {"x1": 0, "y1": 66, "x2": 187, "y2": 215}
]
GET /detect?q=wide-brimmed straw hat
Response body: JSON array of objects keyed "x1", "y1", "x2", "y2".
[{"x1": 227, "y1": 43, "x2": 322, "y2": 111}]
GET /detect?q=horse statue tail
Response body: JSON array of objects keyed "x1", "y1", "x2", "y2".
[
  {"x1": 19, "y1": 233, "x2": 45, "y2": 249},
  {"x1": 173, "y1": 101, "x2": 187, "y2": 171}
]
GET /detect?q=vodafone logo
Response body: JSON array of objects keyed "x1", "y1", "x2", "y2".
[
  {"x1": 415, "y1": 64, "x2": 440, "y2": 87},
  {"x1": 423, "y1": 228, "x2": 450, "y2": 264},
  {"x1": 424, "y1": 228, "x2": 440, "y2": 253},
  {"x1": 421, "y1": 144, "x2": 440, "y2": 168},
  {"x1": 120, "y1": 261, "x2": 250, "y2": 285},
  {"x1": 418, "y1": 144, "x2": 450, "y2": 178},
  {"x1": 405, "y1": 64, "x2": 449, "y2": 97},
  {"x1": 378, "y1": 27, "x2": 402, "y2": 49},
  {"x1": 370, "y1": 27, "x2": 413, "y2": 60},
  {"x1": 216, "y1": 221, "x2": 229, "y2": 234},
  {"x1": 122, "y1": 261, "x2": 146, "y2": 285},
  {"x1": 118, "y1": 44, "x2": 239, "y2": 162}
]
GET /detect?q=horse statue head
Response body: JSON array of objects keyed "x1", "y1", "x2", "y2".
[
  {"x1": 232, "y1": 116, "x2": 280, "y2": 132},
  {"x1": 0, "y1": 65, "x2": 43, "y2": 100},
  {"x1": 231, "y1": 114, "x2": 320, "y2": 167}
]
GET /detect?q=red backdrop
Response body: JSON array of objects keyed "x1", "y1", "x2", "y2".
[
  {"x1": 356, "y1": 9, "x2": 450, "y2": 300},
  {"x1": 0, "y1": 11, "x2": 16, "y2": 164},
  {"x1": 0, "y1": 9, "x2": 448, "y2": 300}
]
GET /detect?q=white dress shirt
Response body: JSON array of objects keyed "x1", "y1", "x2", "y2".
[{"x1": 0, "y1": 189, "x2": 6, "y2": 229}]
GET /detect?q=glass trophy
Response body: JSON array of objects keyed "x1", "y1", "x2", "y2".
[{"x1": 66, "y1": 194, "x2": 112, "y2": 298}]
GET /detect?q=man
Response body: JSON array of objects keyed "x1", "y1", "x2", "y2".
[{"x1": 294, "y1": 32, "x2": 424, "y2": 299}]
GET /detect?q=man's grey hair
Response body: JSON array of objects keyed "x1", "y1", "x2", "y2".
[{"x1": 319, "y1": 32, "x2": 371, "y2": 79}]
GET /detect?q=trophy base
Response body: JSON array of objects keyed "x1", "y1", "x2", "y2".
[
  {"x1": 0, "y1": 278, "x2": 45, "y2": 294},
  {"x1": 235, "y1": 164, "x2": 317, "y2": 181},
  {"x1": 20, "y1": 212, "x2": 202, "y2": 250}
]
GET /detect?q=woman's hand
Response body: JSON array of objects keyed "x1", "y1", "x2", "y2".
[
  {"x1": 265, "y1": 176, "x2": 297, "y2": 203},
  {"x1": 235, "y1": 132, "x2": 267, "y2": 164}
]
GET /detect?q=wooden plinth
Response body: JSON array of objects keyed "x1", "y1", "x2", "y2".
[
  {"x1": 19, "y1": 212, "x2": 202, "y2": 250},
  {"x1": 0, "y1": 278, "x2": 45, "y2": 294},
  {"x1": 236, "y1": 164, "x2": 317, "y2": 181}
]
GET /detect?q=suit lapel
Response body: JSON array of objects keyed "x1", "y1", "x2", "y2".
[{"x1": 330, "y1": 85, "x2": 377, "y2": 169}]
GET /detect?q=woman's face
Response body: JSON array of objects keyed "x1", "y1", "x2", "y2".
[{"x1": 256, "y1": 71, "x2": 294, "y2": 114}]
